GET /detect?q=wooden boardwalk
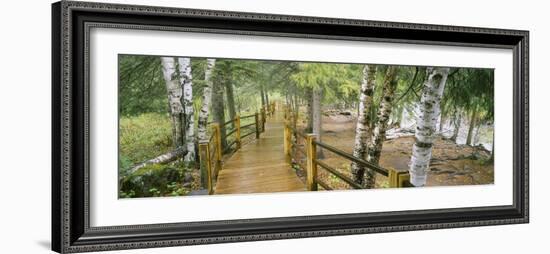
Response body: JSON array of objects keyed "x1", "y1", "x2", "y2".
[{"x1": 214, "y1": 113, "x2": 306, "y2": 194}]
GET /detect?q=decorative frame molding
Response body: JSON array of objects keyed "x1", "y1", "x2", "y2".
[{"x1": 52, "y1": 1, "x2": 529, "y2": 253}]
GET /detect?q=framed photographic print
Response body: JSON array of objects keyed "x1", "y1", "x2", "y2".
[{"x1": 52, "y1": 0, "x2": 529, "y2": 253}]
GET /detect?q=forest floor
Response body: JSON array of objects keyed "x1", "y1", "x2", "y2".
[{"x1": 292, "y1": 112, "x2": 494, "y2": 189}]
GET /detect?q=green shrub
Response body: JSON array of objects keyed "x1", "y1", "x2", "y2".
[
  {"x1": 119, "y1": 113, "x2": 173, "y2": 175},
  {"x1": 119, "y1": 163, "x2": 185, "y2": 198}
]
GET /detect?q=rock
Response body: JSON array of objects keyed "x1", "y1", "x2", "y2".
[{"x1": 182, "y1": 182, "x2": 192, "y2": 188}]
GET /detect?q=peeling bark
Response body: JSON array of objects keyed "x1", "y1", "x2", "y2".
[
  {"x1": 197, "y1": 59, "x2": 216, "y2": 141},
  {"x1": 177, "y1": 57, "x2": 195, "y2": 162},
  {"x1": 161, "y1": 57, "x2": 184, "y2": 148},
  {"x1": 365, "y1": 66, "x2": 398, "y2": 188},
  {"x1": 351, "y1": 65, "x2": 376, "y2": 185},
  {"x1": 409, "y1": 67, "x2": 450, "y2": 186}
]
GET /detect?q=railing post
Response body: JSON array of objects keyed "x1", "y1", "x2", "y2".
[
  {"x1": 398, "y1": 172, "x2": 411, "y2": 187},
  {"x1": 212, "y1": 123, "x2": 222, "y2": 175},
  {"x1": 388, "y1": 168, "x2": 397, "y2": 188},
  {"x1": 283, "y1": 121, "x2": 291, "y2": 163},
  {"x1": 306, "y1": 134, "x2": 318, "y2": 191},
  {"x1": 198, "y1": 142, "x2": 213, "y2": 194},
  {"x1": 388, "y1": 168, "x2": 411, "y2": 188},
  {"x1": 254, "y1": 112, "x2": 260, "y2": 139},
  {"x1": 235, "y1": 115, "x2": 241, "y2": 149}
]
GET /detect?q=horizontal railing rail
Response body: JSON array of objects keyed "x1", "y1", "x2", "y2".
[
  {"x1": 313, "y1": 141, "x2": 389, "y2": 177},
  {"x1": 283, "y1": 104, "x2": 410, "y2": 191},
  {"x1": 315, "y1": 159, "x2": 363, "y2": 189}
]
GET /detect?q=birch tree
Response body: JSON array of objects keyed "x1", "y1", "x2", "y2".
[
  {"x1": 177, "y1": 57, "x2": 195, "y2": 162},
  {"x1": 363, "y1": 66, "x2": 398, "y2": 187},
  {"x1": 160, "y1": 57, "x2": 184, "y2": 148},
  {"x1": 351, "y1": 65, "x2": 376, "y2": 185},
  {"x1": 409, "y1": 67, "x2": 450, "y2": 186},
  {"x1": 197, "y1": 59, "x2": 216, "y2": 141}
]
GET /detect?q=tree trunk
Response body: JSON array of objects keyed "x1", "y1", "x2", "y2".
[
  {"x1": 128, "y1": 147, "x2": 187, "y2": 174},
  {"x1": 212, "y1": 65, "x2": 227, "y2": 149},
  {"x1": 473, "y1": 124, "x2": 481, "y2": 146},
  {"x1": 293, "y1": 86, "x2": 299, "y2": 116},
  {"x1": 393, "y1": 106, "x2": 403, "y2": 128},
  {"x1": 439, "y1": 115, "x2": 446, "y2": 133},
  {"x1": 366, "y1": 66, "x2": 398, "y2": 188},
  {"x1": 265, "y1": 90, "x2": 270, "y2": 106},
  {"x1": 197, "y1": 59, "x2": 216, "y2": 141},
  {"x1": 177, "y1": 57, "x2": 195, "y2": 163},
  {"x1": 466, "y1": 106, "x2": 477, "y2": 146},
  {"x1": 306, "y1": 88, "x2": 313, "y2": 133},
  {"x1": 160, "y1": 57, "x2": 184, "y2": 148},
  {"x1": 225, "y1": 75, "x2": 237, "y2": 129},
  {"x1": 312, "y1": 88, "x2": 324, "y2": 158},
  {"x1": 351, "y1": 65, "x2": 377, "y2": 186},
  {"x1": 260, "y1": 86, "x2": 266, "y2": 107},
  {"x1": 451, "y1": 112, "x2": 462, "y2": 142},
  {"x1": 408, "y1": 67, "x2": 450, "y2": 186}
]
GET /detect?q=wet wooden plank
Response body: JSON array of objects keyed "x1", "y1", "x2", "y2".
[{"x1": 215, "y1": 114, "x2": 306, "y2": 195}]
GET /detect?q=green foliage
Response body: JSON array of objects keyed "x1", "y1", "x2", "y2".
[
  {"x1": 443, "y1": 68, "x2": 494, "y2": 123},
  {"x1": 119, "y1": 113, "x2": 173, "y2": 174},
  {"x1": 119, "y1": 163, "x2": 186, "y2": 198},
  {"x1": 119, "y1": 55, "x2": 168, "y2": 116},
  {"x1": 291, "y1": 63, "x2": 362, "y2": 104}
]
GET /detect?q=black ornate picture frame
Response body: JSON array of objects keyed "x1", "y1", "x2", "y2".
[{"x1": 52, "y1": 1, "x2": 529, "y2": 253}]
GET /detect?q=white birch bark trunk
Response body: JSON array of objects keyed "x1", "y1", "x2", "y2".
[
  {"x1": 177, "y1": 57, "x2": 195, "y2": 162},
  {"x1": 351, "y1": 65, "x2": 376, "y2": 185},
  {"x1": 409, "y1": 67, "x2": 450, "y2": 186},
  {"x1": 197, "y1": 59, "x2": 216, "y2": 141},
  {"x1": 365, "y1": 66, "x2": 398, "y2": 188},
  {"x1": 128, "y1": 147, "x2": 187, "y2": 174},
  {"x1": 161, "y1": 57, "x2": 184, "y2": 148}
]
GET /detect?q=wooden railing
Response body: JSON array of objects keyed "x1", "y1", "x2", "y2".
[
  {"x1": 283, "y1": 105, "x2": 411, "y2": 191},
  {"x1": 198, "y1": 102, "x2": 276, "y2": 194}
]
